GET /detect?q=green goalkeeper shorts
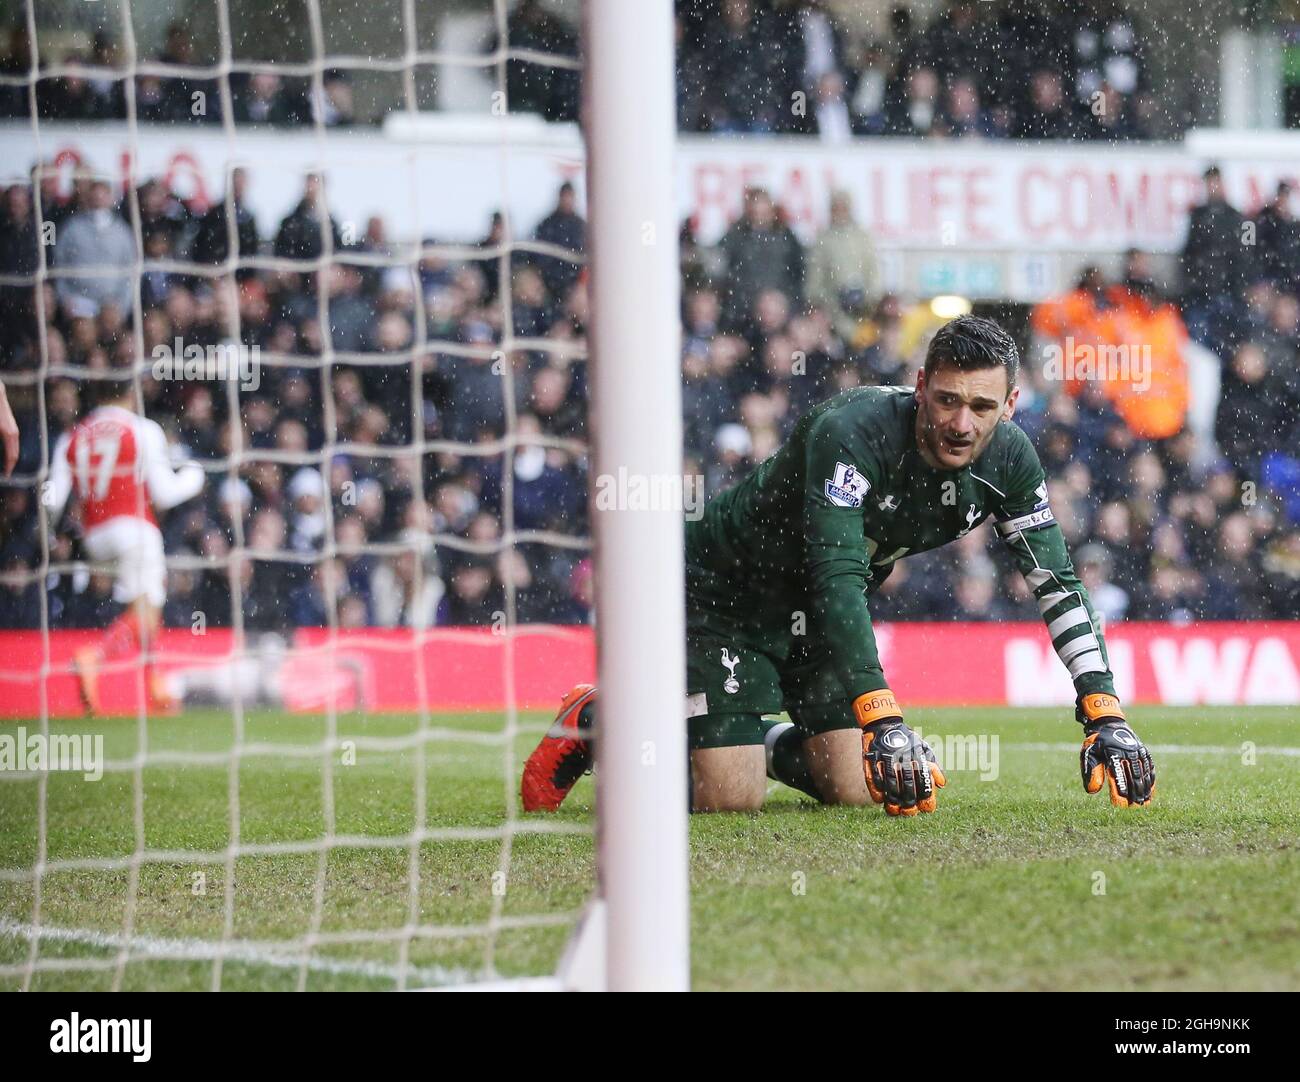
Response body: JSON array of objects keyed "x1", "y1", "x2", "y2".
[{"x1": 685, "y1": 575, "x2": 860, "y2": 748}]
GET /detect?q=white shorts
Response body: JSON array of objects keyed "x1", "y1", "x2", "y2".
[{"x1": 83, "y1": 517, "x2": 167, "y2": 608}]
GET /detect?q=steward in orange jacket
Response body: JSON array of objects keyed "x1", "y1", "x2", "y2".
[{"x1": 1091, "y1": 278, "x2": 1189, "y2": 440}]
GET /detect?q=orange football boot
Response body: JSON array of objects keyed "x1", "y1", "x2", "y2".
[{"x1": 521, "y1": 684, "x2": 596, "y2": 812}]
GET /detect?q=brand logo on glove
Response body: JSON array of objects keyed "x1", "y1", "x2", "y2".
[
  {"x1": 1112, "y1": 727, "x2": 1137, "y2": 747},
  {"x1": 882, "y1": 728, "x2": 908, "y2": 750},
  {"x1": 1109, "y1": 753, "x2": 1128, "y2": 793}
]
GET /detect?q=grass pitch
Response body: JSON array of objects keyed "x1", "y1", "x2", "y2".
[{"x1": 1, "y1": 706, "x2": 1297, "y2": 991}]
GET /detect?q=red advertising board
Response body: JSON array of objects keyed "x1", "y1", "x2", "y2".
[{"x1": 0, "y1": 623, "x2": 1297, "y2": 719}]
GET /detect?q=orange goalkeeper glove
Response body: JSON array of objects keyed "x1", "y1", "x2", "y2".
[
  {"x1": 1077, "y1": 693, "x2": 1156, "y2": 807},
  {"x1": 855, "y1": 690, "x2": 947, "y2": 816}
]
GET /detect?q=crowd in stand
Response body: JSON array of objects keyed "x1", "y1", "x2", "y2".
[
  {"x1": 0, "y1": 21, "x2": 354, "y2": 128},
  {"x1": 0, "y1": 1, "x2": 1296, "y2": 632},
  {"x1": 1024, "y1": 169, "x2": 1300, "y2": 623},
  {"x1": 676, "y1": 0, "x2": 1156, "y2": 140},
  {"x1": 1, "y1": 1, "x2": 1161, "y2": 140},
  {"x1": 0, "y1": 171, "x2": 594, "y2": 631},
  {"x1": 1, "y1": 157, "x2": 1298, "y2": 632}
]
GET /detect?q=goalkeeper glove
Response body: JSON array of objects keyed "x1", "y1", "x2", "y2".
[
  {"x1": 854, "y1": 690, "x2": 946, "y2": 816},
  {"x1": 1077, "y1": 693, "x2": 1156, "y2": 807}
]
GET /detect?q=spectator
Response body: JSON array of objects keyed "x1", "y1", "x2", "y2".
[
  {"x1": 942, "y1": 76, "x2": 1000, "y2": 139},
  {"x1": 882, "y1": 66, "x2": 942, "y2": 137},
  {"x1": 1181, "y1": 166, "x2": 1252, "y2": 353},
  {"x1": 439, "y1": 559, "x2": 502, "y2": 626},
  {"x1": 1216, "y1": 344, "x2": 1279, "y2": 481},
  {"x1": 1201, "y1": 513, "x2": 1271, "y2": 619},
  {"x1": 192, "y1": 167, "x2": 259, "y2": 272},
  {"x1": 289, "y1": 558, "x2": 348, "y2": 627},
  {"x1": 1014, "y1": 69, "x2": 1086, "y2": 140},
  {"x1": 990, "y1": 0, "x2": 1070, "y2": 122},
  {"x1": 52, "y1": 179, "x2": 136, "y2": 319},
  {"x1": 808, "y1": 71, "x2": 854, "y2": 143},
  {"x1": 60, "y1": 568, "x2": 121, "y2": 630},
  {"x1": 140, "y1": 229, "x2": 180, "y2": 308},
  {"x1": 792, "y1": 2, "x2": 852, "y2": 100},
  {"x1": 878, "y1": 5, "x2": 927, "y2": 124},
  {"x1": 481, "y1": 414, "x2": 582, "y2": 532},
  {"x1": 1084, "y1": 82, "x2": 1142, "y2": 141},
  {"x1": 718, "y1": 187, "x2": 804, "y2": 330},
  {"x1": 532, "y1": 182, "x2": 585, "y2": 303},
  {"x1": 135, "y1": 73, "x2": 181, "y2": 123},
  {"x1": 274, "y1": 174, "x2": 343, "y2": 262},
  {"x1": 314, "y1": 69, "x2": 355, "y2": 128},
  {"x1": 1031, "y1": 265, "x2": 1112, "y2": 367},
  {"x1": 1091, "y1": 270, "x2": 1190, "y2": 441},
  {"x1": 1076, "y1": 542, "x2": 1129, "y2": 624},
  {"x1": 926, "y1": 1, "x2": 995, "y2": 84},
  {"x1": 694, "y1": 0, "x2": 788, "y2": 134},
  {"x1": 233, "y1": 72, "x2": 308, "y2": 126},
  {"x1": 952, "y1": 570, "x2": 1018, "y2": 622},
  {"x1": 1252, "y1": 181, "x2": 1300, "y2": 295},
  {"x1": 1263, "y1": 529, "x2": 1300, "y2": 616},
  {"x1": 86, "y1": 32, "x2": 125, "y2": 120},
  {"x1": 805, "y1": 190, "x2": 879, "y2": 344},
  {"x1": 0, "y1": 23, "x2": 33, "y2": 119},
  {"x1": 0, "y1": 183, "x2": 40, "y2": 356},
  {"x1": 0, "y1": 545, "x2": 40, "y2": 628},
  {"x1": 372, "y1": 528, "x2": 442, "y2": 628},
  {"x1": 547, "y1": 556, "x2": 594, "y2": 624},
  {"x1": 157, "y1": 21, "x2": 220, "y2": 124},
  {"x1": 708, "y1": 423, "x2": 753, "y2": 495},
  {"x1": 1063, "y1": 0, "x2": 1149, "y2": 125},
  {"x1": 287, "y1": 467, "x2": 327, "y2": 554},
  {"x1": 491, "y1": 0, "x2": 579, "y2": 122},
  {"x1": 37, "y1": 54, "x2": 102, "y2": 122}
]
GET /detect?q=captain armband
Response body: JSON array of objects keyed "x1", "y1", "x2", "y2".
[{"x1": 994, "y1": 505, "x2": 1056, "y2": 538}]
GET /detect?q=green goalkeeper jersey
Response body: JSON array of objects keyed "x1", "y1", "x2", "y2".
[{"x1": 685, "y1": 384, "x2": 1116, "y2": 703}]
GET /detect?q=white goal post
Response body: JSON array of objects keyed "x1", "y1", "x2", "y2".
[{"x1": 583, "y1": 0, "x2": 690, "y2": 992}]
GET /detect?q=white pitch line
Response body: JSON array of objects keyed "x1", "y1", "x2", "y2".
[
  {"x1": 0, "y1": 919, "x2": 476, "y2": 987},
  {"x1": 1003, "y1": 742, "x2": 1300, "y2": 757}
]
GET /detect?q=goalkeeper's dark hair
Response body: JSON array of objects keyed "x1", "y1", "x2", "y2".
[{"x1": 923, "y1": 315, "x2": 1019, "y2": 392}]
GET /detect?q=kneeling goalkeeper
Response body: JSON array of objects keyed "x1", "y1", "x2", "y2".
[{"x1": 522, "y1": 316, "x2": 1155, "y2": 815}]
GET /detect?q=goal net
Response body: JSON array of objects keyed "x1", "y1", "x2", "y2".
[{"x1": 0, "y1": 0, "x2": 687, "y2": 991}]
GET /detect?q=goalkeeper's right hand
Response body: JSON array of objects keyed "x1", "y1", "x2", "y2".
[
  {"x1": 1077, "y1": 693, "x2": 1156, "y2": 807},
  {"x1": 855, "y1": 691, "x2": 946, "y2": 816}
]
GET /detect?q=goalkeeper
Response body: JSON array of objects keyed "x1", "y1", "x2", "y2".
[{"x1": 522, "y1": 316, "x2": 1155, "y2": 815}]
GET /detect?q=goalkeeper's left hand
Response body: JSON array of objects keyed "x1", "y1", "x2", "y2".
[{"x1": 1077, "y1": 693, "x2": 1155, "y2": 807}]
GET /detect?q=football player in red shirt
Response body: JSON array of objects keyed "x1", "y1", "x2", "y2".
[{"x1": 45, "y1": 382, "x2": 205, "y2": 713}]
